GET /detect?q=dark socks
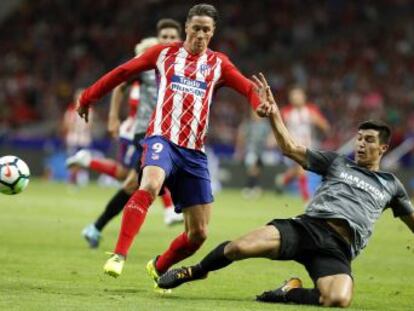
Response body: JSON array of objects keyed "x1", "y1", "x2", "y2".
[
  {"x1": 247, "y1": 175, "x2": 258, "y2": 188},
  {"x1": 191, "y1": 241, "x2": 233, "y2": 278},
  {"x1": 286, "y1": 288, "x2": 321, "y2": 305},
  {"x1": 94, "y1": 189, "x2": 131, "y2": 231}
]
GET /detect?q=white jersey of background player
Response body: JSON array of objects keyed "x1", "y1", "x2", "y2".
[
  {"x1": 277, "y1": 86, "x2": 330, "y2": 201},
  {"x1": 62, "y1": 88, "x2": 93, "y2": 185},
  {"x1": 63, "y1": 89, "x2": 93, "y2": 154}
]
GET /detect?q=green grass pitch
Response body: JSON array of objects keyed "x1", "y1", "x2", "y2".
[{"x1": 1, "y1": 179, "x2": 413, "y2": 310}]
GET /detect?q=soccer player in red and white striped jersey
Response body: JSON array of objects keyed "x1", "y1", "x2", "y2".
[
  {"x1": 80, "y1": 24, "x2": 183, "y2": 248},
  {"x1": 77, "y1": 4, "x2": 274, "y2": 287}
]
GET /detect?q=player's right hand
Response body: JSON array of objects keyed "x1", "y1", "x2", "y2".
[
  {"x1": 107, "y1": 117, "x2": 120, "y2": 138},
  {"x1": 76, "y1": 96, "x2": 90, "y2": 123}
]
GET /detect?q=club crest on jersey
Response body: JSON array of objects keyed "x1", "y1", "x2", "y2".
[{"x1": 200, "y1": 63, "x2": 212, "y2": 77}]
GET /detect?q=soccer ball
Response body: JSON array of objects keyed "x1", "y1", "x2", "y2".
[{"x1": 0, "y1": 155, "x2": 30, "y2": 195}]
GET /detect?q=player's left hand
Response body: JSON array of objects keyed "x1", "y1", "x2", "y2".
[{"x1": 256, "y1": 102, "x2": 275, "y2": 117}]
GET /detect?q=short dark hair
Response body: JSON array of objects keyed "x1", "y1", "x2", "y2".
[
  {"x1": 358, "y1": 120, "x2": 392, "y2": 144},
  {"x1": 156, "y1": 18, "x2": 182, "y2": 35},
  {"x1": 187, "y1": 4, "x2": 218, "y2": 24}
]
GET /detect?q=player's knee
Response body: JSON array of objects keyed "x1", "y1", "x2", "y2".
[
  {"x1": 223, "y1": 240, "x2": 250, "y2": 260},
  {"x1": 140, "y1": 179, "x2": 162, "y2": 197},
  {"x1": 187, "y1": 227, "x2": 208, "y2": 245},
  {"x1": 321, "y1": 292, "x2": 352, "y2": 308},
  {"x1": 122, "y1": 179, "x2": 138, "y2": 194},
  {"x1": 115, "y1": 166, "x2": 128, "y2": 180}
]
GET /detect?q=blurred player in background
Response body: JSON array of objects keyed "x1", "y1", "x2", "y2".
[
  {"x1": 71, "y1": 19, "x2": 183, "y2": 248},
  {"x1": 275, "y1": 86, "x2": 330, "y2": 201},
  {"x1": 62, "y1": 88, "x2": 93, "y2": 186},
  {"x1": 157, "y1": 73, "x2": 414, "y2": 308},
  {"x1": 77, "y1": 3, "x2": 273, "y2": 291},
  {"x1": 234, "y1": 110, "x2": 271, "y2": 199}
]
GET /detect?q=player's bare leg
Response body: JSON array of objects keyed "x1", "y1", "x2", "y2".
[
  {"x1": 147, "y1": 204, "x2": 211, "y2": 290},
  {"x1": 158, "y1": 226, "x2": 281, "y2": 289},
  {"x1": 224, "y1": 226, "x2": 281, "y2": 260},
  {"x1": 104, "y1": 166, "x2": 165, "y2": 277},
  {"x1": 121, "y1": 169, "x2": 139, "y2": 193},
  {"x1": 256, "y1": 267, "x2": 353, "y2": 307},
  {"x1": 316, "y1": 274, "x2": 353, "y2": 307}
]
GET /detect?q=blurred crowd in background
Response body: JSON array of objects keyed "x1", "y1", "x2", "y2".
[{"x1": 1, "y1": 0, "x2": 414, "y2": 161}]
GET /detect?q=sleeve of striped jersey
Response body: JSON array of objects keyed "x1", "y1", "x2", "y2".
[
  {"x1": 308, "y1": 104, "x2": 326, "y2": 119},
  {"x1": 219, "y1": 55, "x2": 260, "y2": 109},
  {"x1": 280, "y1": 105, "x2": 291, "y2": 121},
  {"x1": 80, "y1": 44, "x2": 164, "y2": 107}
]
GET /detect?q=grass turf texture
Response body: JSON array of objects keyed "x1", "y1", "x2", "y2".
[{"x1": 1, "y1": 179, "x2": 413, "y2": 311}]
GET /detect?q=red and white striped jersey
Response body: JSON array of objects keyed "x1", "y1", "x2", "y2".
[
  {"x1": 281, "y1": 103, "x2": 324, "y2": 147},
  {"x1": 80, "y1": 42, "x2": 259, "y2": 151}
]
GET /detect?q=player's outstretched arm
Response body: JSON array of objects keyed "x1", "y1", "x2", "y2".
[
  {"x1": 219, "y1": 54, "x2": 273, "y2": 117},
  {"x1": 76, "y1": 44, "x2": 164, "y2": 122},
  {"x1": 253, "y1": 73, "x2": 307, "y2": 167}
]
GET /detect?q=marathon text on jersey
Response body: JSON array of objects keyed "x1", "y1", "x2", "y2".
[{"x1": 340, "y1": 171, "x2": 386, "y2": 201}]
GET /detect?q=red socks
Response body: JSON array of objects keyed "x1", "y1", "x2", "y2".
[
  {"x1": 298, "y1": 174, "x2": 310, "y2": 201},
  {"x1": 114, "y1": 190, "x2": 154, "y2": 256},
  {"x1": 155, "y1": 232, "x2": 203, "y2": 273},
  {"x1": 283, "y1": 172, "x2": 294, "y2": 185},
  {"x1": 161, "y1": 188, "x2": 174, "y2": 209},
  {"x1": 90, "y1": 159, "x2": 118, "y2": 178}
]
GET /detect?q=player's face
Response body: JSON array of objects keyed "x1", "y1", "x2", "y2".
[
  {"x1": 185, "y1": 15, "x2": 215, "y2": 54},
  {"x1": 289, "y1": 88, "x2": 306, "y2": 107},
  {"x1": 354, "y1": 129, "x2": 388, "y2": 167},
  {"x1": 158, "y1": 28, "x2": 180, "y2": 44}
]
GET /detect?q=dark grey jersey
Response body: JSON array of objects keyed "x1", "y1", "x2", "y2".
[
  {"x1": 242, "y1": 119, "x2": 270, "y2": 154},
  {"x1": 134, "y1": 70, "x2": 157, "y2": 134},
  {"x1": 303, "y1": 149, "x2": 414, "y2": 258}
]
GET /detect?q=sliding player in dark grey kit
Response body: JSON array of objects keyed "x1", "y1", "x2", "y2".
[{"x1": 157, "y1": 73, "x2": 414, "y2": 308}]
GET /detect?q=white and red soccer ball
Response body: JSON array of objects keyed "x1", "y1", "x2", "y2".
[{"x1": 0, "y1": 155, "x2": 30, "y2": 195}]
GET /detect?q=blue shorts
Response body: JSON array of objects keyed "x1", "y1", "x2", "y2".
[
  {"x1": 140, "y1": 135, "x2": 213, "y2": 212},
  {"x1": 118, "y1": 137, "x2": 140, "y2": 169}
]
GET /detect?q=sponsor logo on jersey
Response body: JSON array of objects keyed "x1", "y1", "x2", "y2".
[
  {"x1": 170, "y1": 75, "x2": 207, "y2": 98},
  {"x1": 340, "y1": 171, "x2": 386, "y2": 201}
]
